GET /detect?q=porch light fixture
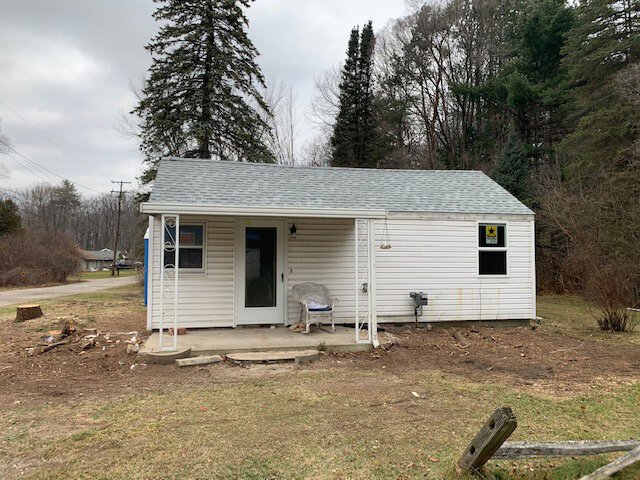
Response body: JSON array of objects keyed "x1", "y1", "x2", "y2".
[{"x1": 289, "y1": 223, "x2": 297, "y2": 239}]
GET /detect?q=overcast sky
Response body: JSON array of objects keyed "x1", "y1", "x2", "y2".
[{"x1": 0, "y1": 0, "x2": 409, "y2": 196}]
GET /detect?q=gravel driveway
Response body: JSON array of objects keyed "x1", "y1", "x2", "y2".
[{"x1": 0, "y1": 276, "x2": 138, "y2": 307}]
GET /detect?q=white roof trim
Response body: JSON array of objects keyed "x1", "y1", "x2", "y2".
[{"x1": 140, "y1": 202, "x2": 388, "y2": 219}]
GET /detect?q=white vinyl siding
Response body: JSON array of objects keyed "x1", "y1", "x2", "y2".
[
  {"x1": 147, "y1": 214, "x2": 535, "y2": 329},
  {"x1": 374, "y1": 218, "x2": 535, "y2": 322},
  {"x1": 150, "y1": 215, "x2": 235, "y2": 329},
  {"x1": 286, "y1": 218, "x2": 356, "y2": 324}
]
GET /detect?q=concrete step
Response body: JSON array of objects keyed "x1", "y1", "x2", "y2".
[
  {"x1": 138, "y1": 347, "x2": 192, "y2": 365},
  {"x1": 226, "y1": 349, "x2": 320, "y2": 364},
  {"x1": 176, "y1": 355, "x2": 223, "y2": 368}
]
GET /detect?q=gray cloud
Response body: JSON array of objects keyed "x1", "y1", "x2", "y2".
[{"x1": 0, "y1": 0, "x2": 407, "y2": 195}]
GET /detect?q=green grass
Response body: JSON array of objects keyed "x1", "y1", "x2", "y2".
[
  {"x1": 71, "y1": 269, "x2": 137, "y2": 280},
  {"x1": 0, "y1": 284, "x2": 143, "y2": 319},
  {"x1": 0, "y1": 290, "x2": 638, "y2": 479},
  {"x1": 538, "y1": 294, "x2": 640, "y2": 345},
  {"x1": 1, "y1": 371, "x2": 638, "y2": 479}
]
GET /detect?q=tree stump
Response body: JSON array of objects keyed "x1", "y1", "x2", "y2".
[{"x1": 15, "y1": 305, "x2": 43, "y2": 322}]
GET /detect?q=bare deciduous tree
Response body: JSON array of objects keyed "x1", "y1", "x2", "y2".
[
  {"x1": 17, "y1": 183, "x2": 143, "y2": 256},
  {"x1": 262, "y1": 81, "x2": 300, "y2": 165},
  {"x1": 310, "y1": 65, "x2": 342, "y2": 130}
]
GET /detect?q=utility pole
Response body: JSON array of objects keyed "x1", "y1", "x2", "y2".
[{"x1": 110, "y1": 180, "x2": 132, "y2": 277}]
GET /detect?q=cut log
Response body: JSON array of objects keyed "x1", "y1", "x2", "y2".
[
  {"x1": 15, "y1": 305, "x2": 43, "y2": 322},
  {"x1": 579, "y1": 445, "x2": 640, "y2": 480},
  {"x1": 457, "y1": 407, "x2": 518, "y2": 473},
  {"x1": 494, "y1": 440, "x2": 640, "y2": 459}
]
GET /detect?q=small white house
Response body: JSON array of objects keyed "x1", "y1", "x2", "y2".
[
  {"x1": 78, "y1": 248, "x2": 118, "y2": 272},
  {"x1": 141, "y1": 158, "x2": 535, "y2": 348}
]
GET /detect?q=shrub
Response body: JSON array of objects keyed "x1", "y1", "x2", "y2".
[
  {"x1": 584, "y1": 261, "x2": 639, "y2": 332},
  {"x1": 0, "y1": 230, "x2": 80, "y2": 287}
]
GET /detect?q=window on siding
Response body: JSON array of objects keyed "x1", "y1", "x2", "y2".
[
  {"x1": 164, "y1": 224, "x2": 205, "y2": 270},
  {"x1": 478, "y1": 224, "x2": 507, "y2": 275}
]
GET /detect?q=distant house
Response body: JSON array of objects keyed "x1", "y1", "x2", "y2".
[
  {"x1": 141, "y1": 158, "x2": 536, "y2": 348},
  {"x1": 77, "y1": 248, "x2": 120, "y2": 272}
]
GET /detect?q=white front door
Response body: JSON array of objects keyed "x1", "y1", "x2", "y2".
[{"x1": 236, "y1": 219, "x2": 285, "y2": 325}]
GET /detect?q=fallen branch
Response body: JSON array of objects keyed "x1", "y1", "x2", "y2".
[
  {"x1": 38, "y1": 339, "x2": 70, "y2": 354},
  {"x1": 549, "y1": 342, "x2": 584, "y2": 355},
  {"x1": 494, "y1": 440, "x2": 640, "y2": 459},
  {"x1": 579, "y1": 445, "x2": 640, "y2": 480}
]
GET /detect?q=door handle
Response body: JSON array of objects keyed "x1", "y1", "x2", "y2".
[{"x1": 281, "y1": 273, "x2": 284, "y2": 283}]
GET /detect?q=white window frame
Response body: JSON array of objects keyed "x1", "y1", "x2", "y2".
[
  {"x1": 477, "y1": 221, "x2": 508, "y2": 277},
  {"x1": 164, "y1": 222, "x2": 206, "y2": 273}
]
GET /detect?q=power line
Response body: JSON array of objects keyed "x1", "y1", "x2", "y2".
[
  {"x1": 3, "y1": 150, "x2": 51, "y2": 183},
  {"x1": 1, "y1": 122, "x2": 94, "y2": 176},
  {"x1": 6, "y1": 146, "x2": 59, "y2": 183},
  {"x1": 0, "y1": 98, "x2": 97, "y2": 171},
  {"x1": 4, "y1": 144, "x2": 104, "y2": 194}
]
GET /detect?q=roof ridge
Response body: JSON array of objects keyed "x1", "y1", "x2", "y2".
[{"x1": 160, "y1": 157, "x2": 485, "y2": 175}]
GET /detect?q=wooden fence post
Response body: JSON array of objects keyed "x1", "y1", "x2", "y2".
[{"x1": 457, "y1": 407, "x2": 518, "y2": 473}]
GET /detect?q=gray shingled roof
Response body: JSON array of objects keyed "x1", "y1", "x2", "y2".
[
  {"x1": 147, "y1": 158, "x2": 533, "y2": 216},
  {"x1": 78, "y1": 249, "x2": 118, "y2": 261}
]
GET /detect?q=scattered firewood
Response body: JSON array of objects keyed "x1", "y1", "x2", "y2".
[
  {"x1": 15, "y1": 305, "x2": 43, "y2": 322},
  {"x1": 81, "y1": 336, "x2": 97, "y2": 350},
  {"x1": 579, "y1": 445, "x2": 640, "y2": 480},
  {"x1": 38, "y1": 339, "x2": 70, "y2": 355}
]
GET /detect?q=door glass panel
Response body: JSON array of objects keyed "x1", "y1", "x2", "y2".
[{"x1": 245, "y1": 228, "x2": 277, "y2": 308}]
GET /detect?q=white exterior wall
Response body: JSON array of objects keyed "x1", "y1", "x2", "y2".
[
  {"x1": 149, "y1": 215, "x2": 235, "y2": 329},
  {"x1": 375, "y1": 215, "x2": 536, "y2": 322},
  {"x1": 147, "y1": 214, "x2": 535, "y2": 329},
  {"x1": 286, "y1": 218, "x2": 356, "y2": 323}
]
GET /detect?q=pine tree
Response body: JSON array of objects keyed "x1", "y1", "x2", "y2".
[
  {"x1": 494, "y1": 135, "x2": 530, "y2": 201},
  {"x1": 0, "y1": 198, "x2": 21, "y2": 237},
  {"x1": 331, "y1": 22, "x2": 378, "y2": 168},
  {"x1": 356, "y1": 22, "x2": 377, "y2": 168},
  {"x1": 331, "y1": 27, "x2": 360, "y2": 168},
  {"x1": 562, "y1": 0, "x2": 640, "y2": 173},
  {"x1": 135, "y1": 0, "x2": 274, "y2": 186},
  {"x1": 478, "y1": 0, "x2": 574, "y2": 157}
]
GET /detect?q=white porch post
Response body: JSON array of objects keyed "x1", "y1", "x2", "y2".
[
  {"x1": 355, "y1": 218, "x2": 377, "y2": 345},
  {"x1": 159, "y1": 214, "x2": 180, "y2": 352},
  {"x1": 368, "y1": 218, "x2": 378, "y2": 347}
]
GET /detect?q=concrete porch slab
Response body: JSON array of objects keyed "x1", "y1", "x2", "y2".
[{"x1": 140, "y1": 325, "x2": 373, "y2": 357}]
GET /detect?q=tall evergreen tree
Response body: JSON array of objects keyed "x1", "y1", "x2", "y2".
[
  {"x1": 478, "y1": 0, "x2": 574, "y2": 160},
  {"x1": 562, "y1": 0, "x2": 640, "y2": 173},
  {"x1": 494, "y1": 135, "x2": 530, "y2": 200},
  {"x1": 356, "y1": 22, "x2": 377, "y2": 168},
  {"x1": 331, "y1": 21, "x2": 378, "y2": 168},
  {"x1": 135, "y1": 0, "x2": 274, "y2": 186}
]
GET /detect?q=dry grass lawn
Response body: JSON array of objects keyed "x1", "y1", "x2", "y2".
[{"x1": 0, "y1": 285, "x2": 638, "y2": 479}]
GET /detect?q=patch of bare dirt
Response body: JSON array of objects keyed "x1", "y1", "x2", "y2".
[
  {"x1": 319, "y1": 325, "x2": 640, "y2": 395},
  {"x1": 0, "y1": 303, "x2": 301, "y2": 408},
  {"x1": 2, "y1": 302, "x2": 639, "y2": 408}
]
